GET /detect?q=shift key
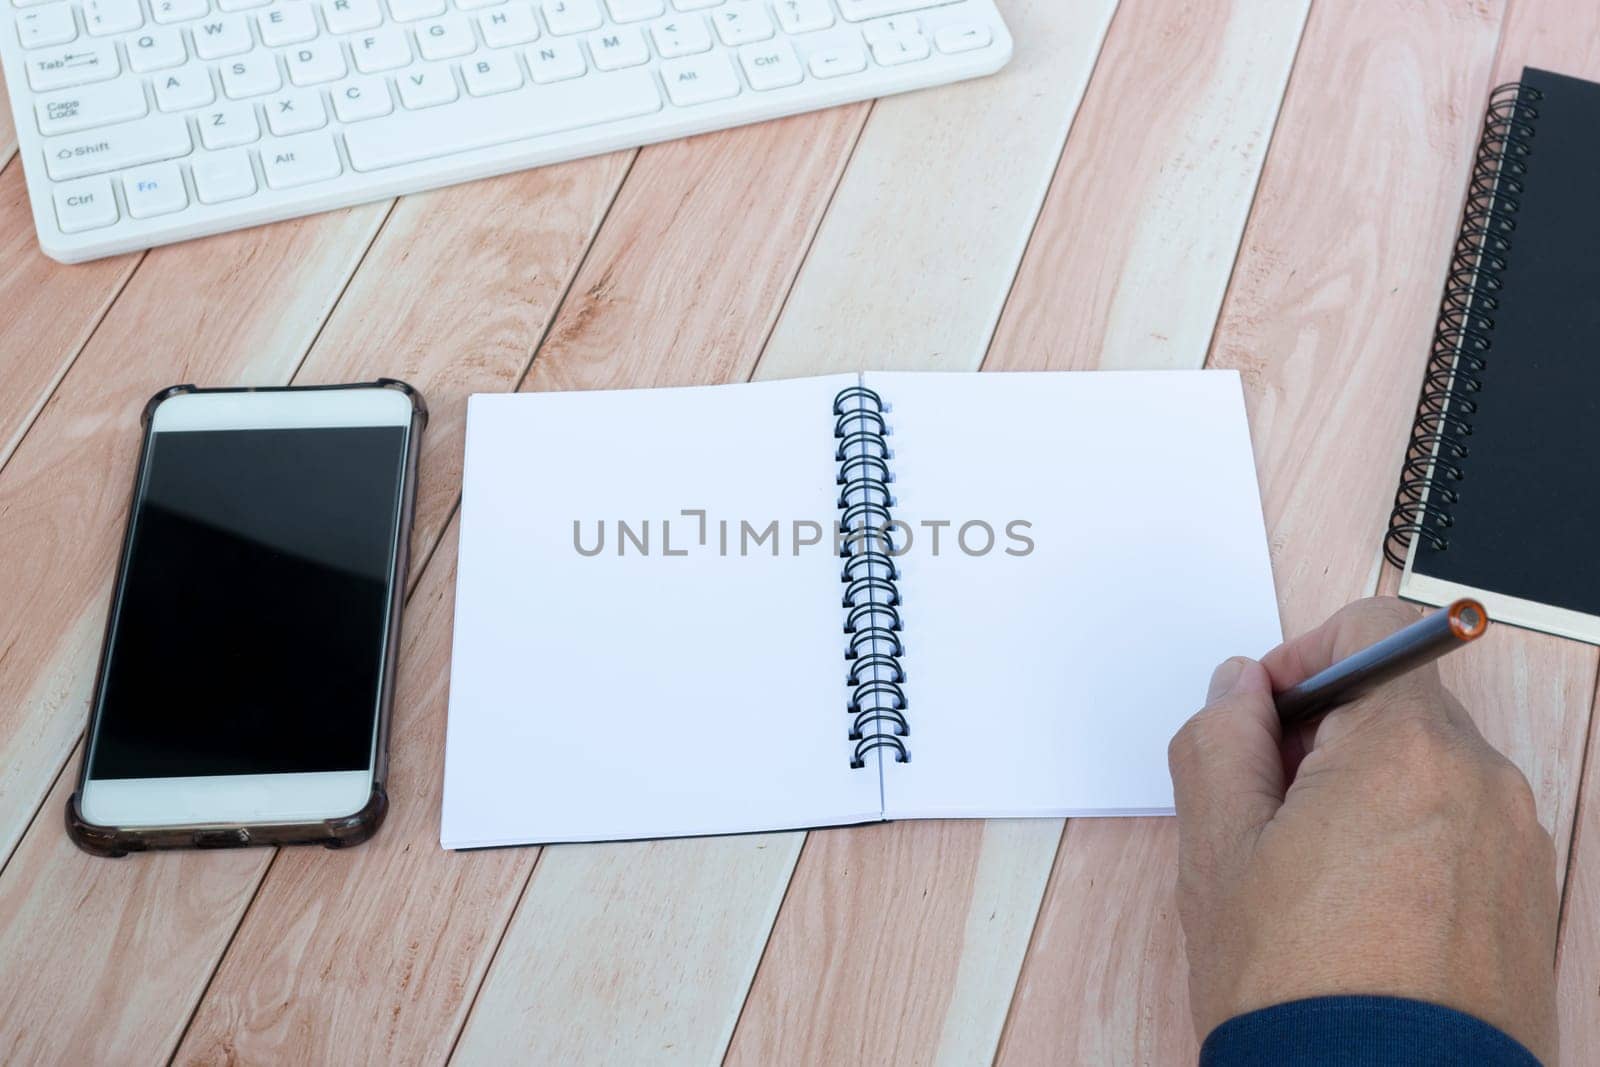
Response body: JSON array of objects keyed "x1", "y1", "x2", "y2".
[{"x1": 44, "y1": 115, "x2": 192, "y2": 181}]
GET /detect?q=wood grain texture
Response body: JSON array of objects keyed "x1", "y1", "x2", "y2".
[
  {"x1": 1000, "y1": 0, "x2": 1508, "y2": 1060},
  {"x1": 0, "y1": 208, "x2": 387, "y2": 871},
  {"x1": 130, "y1": 160, "x2": 630, "y2": 1065},
  {"x1": 0, "y1": 209, "x2": 387, "y2": 1064},
  {"x1": 454, "y1": 835, "x2": 800, "y2": 1066},
  {"x1": 752, "y1": 0, "x2": 1119, "y2": 381},
  {"x1": 732, "y1": 2, "x2": 1308, "y2": 1063},
  {"x1": 987, "y1": 0, "x2": 1309, "y2": 372},
  {"x1": 0, "y1": 161, "x2": 139, "y2": 469},
  {"x1": 177, "y1": 108, "x2": 866, "y2": 1066},
  {"x1": 1559, "y1": 702, "x2": 1600, "y2": 1065}
]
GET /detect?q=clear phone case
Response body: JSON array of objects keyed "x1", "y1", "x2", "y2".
[{"x1": 65, "y1": 379, "x2": 427, "y2": 857}]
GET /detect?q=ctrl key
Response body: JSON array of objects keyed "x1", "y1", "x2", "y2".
[{"x1": 52, "y1": 176, "x2": 119, "y2": 233}]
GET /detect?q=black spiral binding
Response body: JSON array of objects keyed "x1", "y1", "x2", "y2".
[
  {"x1": 1384, "y1": 81, "x2": 1543, "y2": 568},
  {"x1": 833, "y1": 385, "x2": 909, "y2": 769}
]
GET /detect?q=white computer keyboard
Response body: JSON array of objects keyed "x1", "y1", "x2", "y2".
[{"x1": 0, "y1": 0, "x2": 1010, "y2": 262}]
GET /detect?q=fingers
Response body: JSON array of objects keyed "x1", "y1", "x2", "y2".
[
  {"x1": 1260, "y1": 597, "x2": 1427, "y2": 686},
  {"x1": 1169, "y1": 657, "x2": 1287, "y2": 871}
]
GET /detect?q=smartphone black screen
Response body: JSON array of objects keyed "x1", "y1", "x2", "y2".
[{"x1": 88, "y1": 424, "x2": 408, "y2": 779}]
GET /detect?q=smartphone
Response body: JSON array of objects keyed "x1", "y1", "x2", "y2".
[{"x1": 67, "y1": 381, "x2": 425, "y2": 855}]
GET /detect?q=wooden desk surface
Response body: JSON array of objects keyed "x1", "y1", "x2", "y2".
[{"x1": 3, "y1": 1, "x2": 1598, "y2": 1062}]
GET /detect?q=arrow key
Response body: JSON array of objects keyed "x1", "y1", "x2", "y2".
[{"x1": 934, "y1": 22, "x2": 992, "y2": 54}]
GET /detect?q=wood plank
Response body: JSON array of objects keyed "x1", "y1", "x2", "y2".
[
  {"x1": 1559, "y1": 701, "x2": 1600, "y2": 1065},
  {"x1": 986, "y1": 0, "x2": 1307, "y2": 372},
  {"x1": 0, "y1": 209, "x2": 389, "y2": 1063},
  {"x1": 0, "y1": 160, "x2": 140, "y2": 469},
  {"x1": 0, "y1": 208, "x2": 387, "y2": 871},
  {"x1": 1483, "y1": 0, "x2": 1600, "y2": 1060},
  {"x1": 751, "y1": 0, "x2": 1118, "y2": 381},
  {"x1": 168, "y1": 157, "x2": 632, "y2": 1064},
  {"x1": 179, "y1": 108, "x2": 865, "y2": 1066},
  {"x1": 998, "y1": 1, "x2": 1507, "y2": 1061},
  {"x1": 731, "y1": 1, "x2": 1307, "y2": 1063},
  {"x1": 0, "y1": 159, "x2": 628, "y2": 1064}
]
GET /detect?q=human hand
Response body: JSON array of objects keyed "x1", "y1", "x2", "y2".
[{"x1": 1168, "y1": 598, "x2": 1558, "y2": 1063}]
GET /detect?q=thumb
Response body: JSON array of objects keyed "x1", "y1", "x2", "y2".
[{"x1": 1169, "y1": 658, "x2": 1287, "y2": 868}]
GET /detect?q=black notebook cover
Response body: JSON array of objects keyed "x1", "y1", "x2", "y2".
[{"x1": 1389, "y1": 68, "x2": 1600, "y2": 641}]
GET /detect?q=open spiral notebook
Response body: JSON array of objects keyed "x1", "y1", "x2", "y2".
[{"x1": 441, "y1": 371, "x2": 1281, "y2": 848}]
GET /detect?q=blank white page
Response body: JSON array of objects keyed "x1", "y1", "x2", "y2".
[
  {"x1": 442, "y1": 375, "x2": 880, "y2": 847},
  {"x1": 872, "y1": 370, "x2": 1281, "y2": 819}
]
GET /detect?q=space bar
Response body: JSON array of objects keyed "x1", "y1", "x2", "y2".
[{"x1": 345, "y1": 71, "x2": 662, "y2": 172}]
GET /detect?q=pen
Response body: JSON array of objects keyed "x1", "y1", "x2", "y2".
[{"x1": 1275, "y1": 598, "x2": 1488, "y2": 726}]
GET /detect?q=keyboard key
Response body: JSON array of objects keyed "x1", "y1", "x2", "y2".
[
  {"x1": 456, "y1": 0, "x2": 504, "y2": 10},
  {"x1": 323, "y1": 0, "x2": 382, "y2": 32},
  {"x1": 525, "y1": 37, "x2": 583, "y2": 82},
  {"x1": 192, "y1": 14, "x2": 252, "y2": 58},
  {"x1": 869, "y1": 33, "x2": 928, "y2": 66},
  {"x1": 479, "y1": 3, "x2": 538, "y2": 47},
  {"x1": 417, "y1": 15, "x2": 475, "y2": 59},
  {"x1": 16, "y1": 4, "x2": 76, "y2": 48},
  {"x1": 649, "y1": 14, "x2": 707, "y2": 57},
  {"x1": 346, "y1": 67, "x2": 659, "y2": 169},
  {"x1": 353, "y1": 28, "x2": 411, "y2": 71},
  {"x1": 123, "y1": 160, "x2": 188, "y2": 217},
  {"x1": 83, "y1": 0, "x2": 143, "y2": 35},
  {"x1": 154, "y1": 63, "x2": 216, "y2": 108},
  {"x1": 220, "y1": 53, "x2": 282, "y2": 96},
  {"x1": 331, "y1": 76, "x2": 393, "y2": 119},
  {"x1": 671, "y1": 0, "x2": 719, "y2": 8},
  {"x1": 52, "y1": 176, "x2": 119, "y2": 232},
  {"x1": 712, "y1": 2, "x2": 771, "y2": 45},
  {"x1": 661, "y1": 52, "x2": 737, "y2": 105},
  {"x1": 261, "y1": 131, "x2": 343, "y2": 187},
  {"x1": 397, "y1": 62, "x2": 458, "y2": 108},
  {"x1": 43, "y1": 113, "x2": 191, "y2": 180},
  {"x1": 773, "y1": 0, "x2": 830, "y2": 33},
  {"x1": 739, "y1": 39, "x2": 800, "y2": 90},
  {"x1": 25, "y1": 41, "x2": 119, "y2": 92},
  {"x1": 35, "y1": 79, "x2": 148, "y2": 134},
  {"x1": 266, "y1": 87, "x2": 326, "y2": 133},
  {"x1": 934, "y1": 22, "x2": 991, "y2": 53},
  {"x1": 462, "y1": 52, "x2": 521, "y2": 95},
  {"x1": 127, "y1": 27, "x2": 188, "y2": 71},
  {"x1": 192, "y1": 148, "x2": 257, "y2": 201},
  {"x1": 286, "y1": 40, "x2": 348, "y2": 82},
  {"x1": 198, "y1": 100, "x2": 260, "y2": 146},
  {"x1": 862, "y1": 15, "x2": 916, "y2": 42},
  {"x1": 540, "y1": 0, "x2": 600, "y2": 34},
  {"x1": 152, "y1": 0, "x2": 211, "y2": 20},
  {"x1": 604, "y1": 0, "x2": 660, "y2": 20},
  {"x1": 389, "y1": 0, "x2": 445, "y2": 17},
  {"x1": 806, "y1": 43, "x2": 864, "y2": 78},
  {"x1": 837, "y1": 0, "x2": 956, "y2": 19},
  {"x1": 588, "y1": 26, "x2": 647, "y2": 70},
  {"x1": 258, "y1": 3, "x2": 317, "y2": 44}
]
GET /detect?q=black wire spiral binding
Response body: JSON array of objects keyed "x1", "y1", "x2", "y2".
[
  {"x1": 1384, "y1": 82, "x2": 1543, "y2": 568},
  {"x1": 833, "y1": 385, "x2": 910, "y2": 769}
]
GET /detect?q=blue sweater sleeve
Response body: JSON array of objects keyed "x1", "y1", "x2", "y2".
[{"x1": 1200, "y1": 996, "x2": 1543, "y2": 1066}]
